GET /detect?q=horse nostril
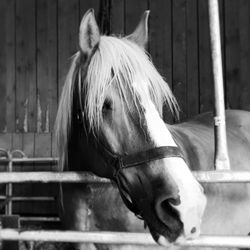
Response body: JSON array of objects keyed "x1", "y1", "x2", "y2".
[
  {"x1": 168, "y1": 195, "x2": 181, "y2": 206},
  {"x1": 155, "y1": 193, "x2": 183, "y2": 239},
  {"x1": 155, "y1": 193, "x2": 182, "y2": 222},
  {"x1": 191, "y1": 227, "x2": 196, "y2": 234}
]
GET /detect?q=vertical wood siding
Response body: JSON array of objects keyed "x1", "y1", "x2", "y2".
[
  {"x1": 0, "y1": 0, "x2": 250, "y2": 134},
  {"x1": 16, "y1": 0, "x2": 36, "y2": 132}
]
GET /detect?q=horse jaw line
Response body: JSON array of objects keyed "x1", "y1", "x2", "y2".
[
  {"x1": 158, "y1": 234, "x2": 191, "y2": 247},
  {"x1": 143, "y1": 99, "x2": 206, "y2": 241}
]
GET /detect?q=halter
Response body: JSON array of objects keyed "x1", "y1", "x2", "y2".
[
  {"x1": 100, "y1": 144, "x2": 184, "y2": 178},
  {"x1": 97, "y1": 140, "x2": 185, "y2": 219}
]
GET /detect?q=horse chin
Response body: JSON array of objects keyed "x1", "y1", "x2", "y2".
[
  {"x1": 157, "y1": 234, "x2": 187, "y2": 247},
  {"x1": 150, "y1": 229, "x2": 187, "y2": 247},
  {"x1": 148, "y1": 221, "x2": 183, "y2": 246},
  {"x1": 150, "y1": 222, "x2": 200, "y2": 247},
  {"x1": 150, "y1": 229, "x2": 173, "y2": 247},
  {"x1": 157, "y1": 235, "x2": 173, "y2": 247}
]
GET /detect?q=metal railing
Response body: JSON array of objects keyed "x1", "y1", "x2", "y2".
[
  {"x1": 0, "y1": 148, "x2": 59, "y2": 222},
  {"x1": 0, "y1": 230, "x2": 250, "y2": 248}
]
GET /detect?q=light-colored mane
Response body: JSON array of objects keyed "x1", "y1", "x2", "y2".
[{"x1": 55, "y1": 35, "x2": 179, "y2": 170}]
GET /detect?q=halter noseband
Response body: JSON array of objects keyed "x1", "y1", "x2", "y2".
[
  {"x1": 102, "y1": 145, "x2": 184, "y2": 178},
  {"x1": 97, "y1": 142, "x2": 185, "y2": 219}
]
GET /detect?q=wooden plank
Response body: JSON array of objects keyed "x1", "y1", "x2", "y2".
[
  {"x1": 149, "y1": 0, "x2": 173, "y2": 123},
  {"x1": 58, "y1": 0, "x2": 79, "y2": 98},
  {"x1": 198, "y1": 0, "x2": 214, "y2": 113},
  {"x1": 79, "y1": 0, "x2": 99, "y2": 18},
  {"x1": 18, "y1": 133, "x2": 35, "y2": 215},
  {"x1": 37, "y1": 0, "x2": 57, "y2": 132},
  {"x1": 51, "y1": 132, "x2": 57, "y2": 161},
  {"x1": 16, "y1": 0, "x2": 36, "y2": 132},
  {"x1": 98, "y1": 0, "x2": 110, "y2": 34},
  {"x1": 110, "y1": 0, "x2": 125, "y2": 35},
  {"x1": 0, "y1": 133, "x2": 12, "y2": 209},
  {"x1": 0, "y1": 0, "x2": 15, "y2": 132},
  {"x1": 172, "y1": 0, "x2": 187, "y2": 121},
  {"x1": 239, "y1": 0, "x2": 250, "y2": 110},
  {"x1": 11, "y1": 134, "x2": 23, "y2": 153},
  {"x1": 22, "y1": 133, "x2": 35, "y2": 159},
  {"x1": 11, "y1": 133, "x2": 23, "y2": 216},
  {"x1": 0, "y1": 133, "x2": 12, "y2": 172},
  {"x1": 224, "y1": 0, "x2": 240, "y2": 109},
  {"x1": 186, "y1": 0, "x2": 199, "y2": 118},
  {"x1": 125, "y1": 0, "x2": 148, "y2": 35},
  {"x1": 0, "y1": 133, "x2": 12, "y2": 152},
  {"x1": 0, "y1": 0, "x2": 6, "y2": 132},
  {"x1": 33, "y1": 133, "x2": 57, "y2": 216},
  {"x1": 34, "y1": 133, "x2": 52, "y2": 170}
]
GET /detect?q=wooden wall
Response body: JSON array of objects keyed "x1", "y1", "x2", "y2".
[
  {"x1": 1, "y1": 0, "x2": 250, "y2": 137},
  {"x1": 0, "y1": 0, "x2": 250, "y2": 216}
]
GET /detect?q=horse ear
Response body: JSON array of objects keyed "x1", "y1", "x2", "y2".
[
  {"x1": 126, "y1": 10, "x2": 150, "y2": 48},
  {"x1": 79, "y1": 9, "x2": 100, "y2": 56}
]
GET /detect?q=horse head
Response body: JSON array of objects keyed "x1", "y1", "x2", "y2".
[{"x1": 56, "y1": 9, "x2": 207, "y2": 246}]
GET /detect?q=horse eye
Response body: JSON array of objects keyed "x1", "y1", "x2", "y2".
[{"x1": 102, "y1": 99, "x2": 112, "y2": 112}]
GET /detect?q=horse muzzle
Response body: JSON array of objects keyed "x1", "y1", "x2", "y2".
[
  {"x1": 115, "y1": 161, "x2": 185, "y2": 243},
  {"x1": 113, "y1": 156, "x2": 206, "y2": 245},
  {"x1": 99, "y1": 144, "x2": 206, "y2": 244}
]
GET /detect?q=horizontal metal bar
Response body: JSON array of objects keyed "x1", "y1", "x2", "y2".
[
  {"x1": 0, "y1": 196, "x2": 55, "y2": 201},
  {"x1": 0, "y1": 172, "x2": 109, "y2": 183},
  {"x1": 0, "y1": 229, "x2": 250, "y2": 248},
  {"x1": 0, "y1": 157, "x2": 58, "y2": 164},
  {"x1": 0, "y1": 171, "x2": 250, "y2": 183},
  {"x1": 20, "y1": 217, "x2": 60, "y2": 222},
  {"x1": 193, "y1": 170, "x2": 250, "y2": 183}
]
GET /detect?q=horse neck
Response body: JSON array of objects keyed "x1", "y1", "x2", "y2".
[{"x1": 167, "y1": 120, "x2": 215, "y2": 171}]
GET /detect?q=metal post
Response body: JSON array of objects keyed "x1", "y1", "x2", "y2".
[
  {"x1": 208, "y1": 0, "x2": 230, "y2": 170},
  {"x1": 5, "y1": 151, "x2": 12, "y2": 215}
]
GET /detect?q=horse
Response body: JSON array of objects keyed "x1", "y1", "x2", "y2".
[{"x1": 55, "y1": 9, "x2": 250, "y2": 250}]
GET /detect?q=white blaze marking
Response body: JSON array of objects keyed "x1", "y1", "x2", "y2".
[
  {"x1": 144, "y1": 101, "x2": 176, "y2": 147},
  {"x1": 142, "y1": 97, "x2": 206, "y2": 239}
]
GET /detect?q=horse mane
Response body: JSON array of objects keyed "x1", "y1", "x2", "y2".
[{"x1": 55, "y1": 35, "x2": 179, "y2": 170}]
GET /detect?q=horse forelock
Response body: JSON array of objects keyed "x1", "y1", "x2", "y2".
[
  {"x1": 85, "y1": 35, "x2": 179, "y2": 129},
  {"x1": 55, "y1": 35, "x2": 180, "y2": 171}
]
